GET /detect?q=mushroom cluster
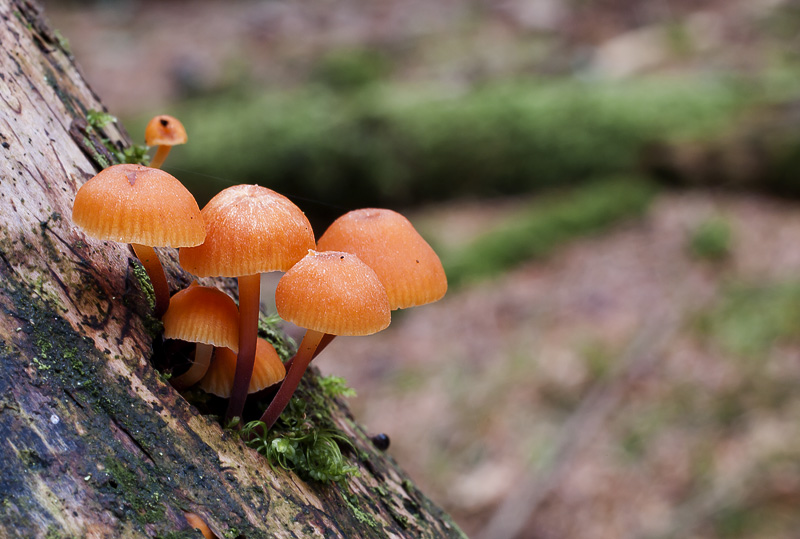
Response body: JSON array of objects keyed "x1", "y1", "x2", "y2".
[{"x1": 71, "y1": 114, "x2": 447, "y2": 434}]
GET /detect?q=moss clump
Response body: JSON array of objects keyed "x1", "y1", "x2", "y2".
[
  {"x1": 442, "y1": 177, "x2": 657, "y2": 286},
  {"x1": 85, "y1": 108, "x2": 148, "y2": 166},
  {"x1": 241, "y1": 374, "x2": 358, "y2": 483},
  {"x1": 688, "y1": 216, "x2": 733, "y2": 261},
  {"x1": 318, "y1": 375, "x2": 357, "y2": 399},
  {"x1": 257, "y1": 312, "x2": 294, "y2": 360}
]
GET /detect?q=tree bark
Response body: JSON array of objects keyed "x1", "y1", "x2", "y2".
[{"x1": 0, "y1": 2, "x2": 465, "y2": 537}]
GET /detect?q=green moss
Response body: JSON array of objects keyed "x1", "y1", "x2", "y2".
[
  {"x1": 694, "y1": 281, "x2": 800, "y2": 358},
  {"x1": 52, "y1": 29, "x2": 72, "y2": 56},
  {"x1": 130, "y1": 261, "x2": 157, "y2": 313},
  {"x1": 442, "y1": 177, "x2": 657, "y2": 286},
  {"x1": 318, "y1": 376, "x2": 357, "y2": 399},
  {"x1": 257, "y1": 312, "x2": 294, "y2": 360},
  {"x1": 0, "y1": 275, "x2": 190, "y2": 535},
  {"x1": 688, "y1": 216, "x2": 733, "y2": 261},
  {"x1": 83, "y1": 109, "x2": 148, "y2": 167},
  {"x1": 32, "y1": 356, "x2": 50, "y2": 371},
  {"x1": 160, "y1": 77, "x2": 747, "y2": 212},
  {"x1": 87, "y1": 110, "x2": 117, "y2": 130},
  {"x1": 343, "y1": 488, "x2": 379, "y2": 529},
  {"x1": 241, "y1": 374, "x2": 359, "y2": 483},
  {"x1": 81, "y1": 137, "x2": 111, "y2": 169},
  {"x1": 156, "y1": 531, "x2": 198, "y2": 539},
  {"x1": 104, "y1": 457, "x2": 166, "y2": 525}
]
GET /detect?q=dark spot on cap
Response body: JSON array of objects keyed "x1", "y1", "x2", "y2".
[
  {"x1": 1, "y1": 142, "x2": 9, "y2": 149},
  {"x1": 340, "y1": 255, "x2": 344, "y2": 259},
  {"x1": 160, "y1": 118, "x2": 169, "y2": 127}
]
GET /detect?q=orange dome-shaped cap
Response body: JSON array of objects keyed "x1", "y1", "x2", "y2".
[
  {"x1": 145, "y1": 115, "x2": 188, "y2": 147},
  {"x1": 179, "y1": 184, "x2": 315, "y2": 277},
  {"x1": 72, "y1": 164, "x2": 205, "y2": 247},
  {"x1": 317, "y1": 208, "x2": 447, "y2": 309},
  {"x1": 276, "y1": 250, "x2": 391, "y2": 336},
  {"x1": 198, "y1": 339, "x2": 286, "y2": 398},
  {"x1": 162, "y1": 283, "x2": 239, "y2": 351}
]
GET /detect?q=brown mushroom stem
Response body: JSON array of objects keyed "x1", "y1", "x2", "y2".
[
  {"x1": 149, "y1": 145, "x2": 172, "y2": 169},
  {"x1": 226, "y1": 273, "x2": 261, "y2": 422},
  {"x1": 131, "y1": 243, "x2": 170, "y2": 317},
  {"x1": 171, "y1": 343, "x2": 213, "y2": 390},
  {"x1": 284, "y1": 333, "x2": 336, "y2": 371},
  {"x1": 258, "y1": 329, "x2": 325, "y2": 430}
]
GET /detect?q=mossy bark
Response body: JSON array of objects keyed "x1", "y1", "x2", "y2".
[{"x1": 0, "y1": 2, "x2": 464, "y2": 537}]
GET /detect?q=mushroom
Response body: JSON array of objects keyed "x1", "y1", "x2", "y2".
[
  {"x1": 184, "y1": 512, "x2": 217, "y2": 539},
  {"x1": 161, "y1": 282, "x2": 239, "y2": 389},
  {"x1": 257, "y1": 250, "x2": 390, "y2": 430},
  {"x1": 72, "y1": 164, "x2": 205, "y2": 317},
  {"x1": 311, "y1": 207, "x2": 447, "y2": 356},
  {"x1": 179, "y1": 184, "x2": 315, "y2": 421},
  {"x1": 145, "y1": 114, "x2": 187, "y2": 169},
  {"x1": 198, "y1": 339, "x2": 286, "y2": 398}
]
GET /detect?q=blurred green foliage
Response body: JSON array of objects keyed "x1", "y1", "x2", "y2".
[
  {"x1": 695, "y1": 281, "x2": 800, "y2": 359},
  {"x1": 312, "y1": 48, "x2": 391, "y2": 93},
  {"x1": 441, "y1": 177, "x2": 657, "y2": 286},
  {"x1": 688, "y1": 216, "x2": 733, "y2": 261},
  {"x1": 135, "y1": 78, "x2": 746, "y2": 216}
]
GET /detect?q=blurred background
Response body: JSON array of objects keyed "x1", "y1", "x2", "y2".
[{"x1": 46, "y1": 0, "x2": 800, "y2": 537}]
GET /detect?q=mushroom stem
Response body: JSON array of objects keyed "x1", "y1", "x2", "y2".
[
  {"x1": 258, "y1": 329, "x2": 325, "y2": 430},
  {"x1": 131, "y1": 243, "x2": 170, "y2": 317},
  {"x1": 149, "y1": 145, "x2": 172, "y2": 169},
  {"x1": 171, "y1": 343, "x2": 213, "y2": 390},
  {"x1": 226, "y1": 273, "x2": 261, "y2": 422},
  {"x1": 313, "y1": 333, "x2": 337, "y2": 359},
  {"x1": 284, "y1": 333, "x2": 336, "y2": 371}
]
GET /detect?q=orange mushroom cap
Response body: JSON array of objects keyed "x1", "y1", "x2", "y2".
[
  {"x1": 198, "y1": 339, "x2": 286, "y2": 398},
  {"x1": 72, "y1": 164, "x2": 205, "y2": 247},
  {"x1": 316, "y1": 208, "x2": 447, "y2": 309},
  {"x1": 184, "y1": 513, "x2": 216, "y2": 539},
  {"x1": 179, "y1": 184, "x2": 315, "y2": 277},
  {"x1": 162, "y1": 283, "x2": 239, "y2": 351},
  {"x1": 276, "y1": 250, "x2": 391, "y2": 336},
  {"x1": 145, "y1": 115, "x2": 188, "y2": 147}
]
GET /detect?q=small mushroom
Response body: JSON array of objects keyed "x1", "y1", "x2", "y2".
[
  {"x1": 179, "y1": 184, "x2": 315, "y2": 421},
  {"x1": 184, "y1": 512, "x2": 217, "y2": 539},
  {"x1": 161, "y1": 282, "x2": 239, "y2": 389},
  {"x1": 258, "y1": 250, "x2": 390, "y2": 430},
  {"x1": 311, "y1": 207, "x2": 447, "y2": 357},
  {"x1": 72, "y1": 164, "x2": 205, "y2": 317},
  {"x1": 198, "y1": 338, "x2": 286, "y2": 398},
  {"x1": 145, "y1": 114, "x2": 187, "y2": 169}
]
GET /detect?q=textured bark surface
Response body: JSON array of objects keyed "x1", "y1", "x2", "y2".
[{"x1": 0, "y1": 2, "x2": 464, "y2": 537}]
